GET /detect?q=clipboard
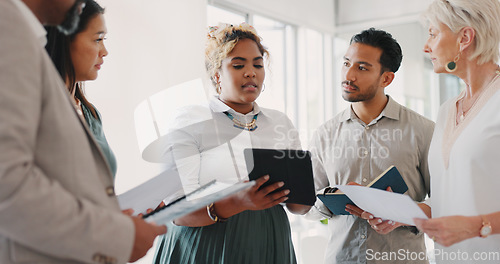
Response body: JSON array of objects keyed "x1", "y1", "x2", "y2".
[{"x1": 143, "y1": 180, "x2": 255, "y2": 224}]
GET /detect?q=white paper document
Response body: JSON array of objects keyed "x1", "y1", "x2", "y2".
[
  {"x1": 186, "y1": 181, "x2": 234, "y2": 201},
  {"x1": 336, "y1": 185, "x2": 428, "y2": 226},
  {"x1": 144, "y1": 181, "x2": 255, "y2": 224},
  {"x1": 117, "y1": 168, "x2": 183, "y2": 215}
]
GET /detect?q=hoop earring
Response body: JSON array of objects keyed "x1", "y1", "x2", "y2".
[
  {"x1": 445, "y1": 53, "x2": 460, "y2": 73},
  {"x1": 261, "y1": 83, "x2": 266, "y2": 93},
  {"x1": 216, "y1": 82, "x2": 221, "y2": 94}
]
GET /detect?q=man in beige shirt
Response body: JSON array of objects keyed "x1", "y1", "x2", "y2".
[{"x1": 307, "y1": 28, "x2": 434, "y2": 264}]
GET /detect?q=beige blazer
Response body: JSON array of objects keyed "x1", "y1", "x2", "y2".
[{"x1": 0, "y1": 1, "x2": 134, "y2": 263}]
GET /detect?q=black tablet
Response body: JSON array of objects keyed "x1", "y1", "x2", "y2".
[{"x1": 244, "y1": 148, "x2": 316, "y2": 206}]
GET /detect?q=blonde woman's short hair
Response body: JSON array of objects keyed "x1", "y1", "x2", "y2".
[
  {"x1": 422, "y1": 0, "x2": 500, "y2": 64},
  {"x1": 205, "y1": 23, "x2": 269, "y2": 90}
]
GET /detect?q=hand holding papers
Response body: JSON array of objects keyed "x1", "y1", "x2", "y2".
[
  {"x1": 143, "y1": 181, "x2": 256, "y2": 224},
  {"x1": 117, "y1": 166, "x2": 256, "y2": 224},
  {"x1": 317, "y1": 166, "x2": 408, "y2": 215},
  {"x1": 117, "y1": 168, "x2": 183, "y2": 215},
  {"x1": 336, "y1": 185, "x2": 428, "y2": 226}
]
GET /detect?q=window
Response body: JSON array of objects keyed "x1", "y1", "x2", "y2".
[
  {"x1": 297, "y1": 28, "x2": 327, "y2": 145},
  {"x1": 253, "y1": 15, "x2": 288, "y2": 113}
]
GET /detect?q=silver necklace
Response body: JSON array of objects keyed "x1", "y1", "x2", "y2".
[{"x1": 457, "y1": 67, "x2": 500, "y2": 124}]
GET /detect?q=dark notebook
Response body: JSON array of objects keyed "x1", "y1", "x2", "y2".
[
  {"x1": 317, "y1": 166, "x2": 408, "y2": 215},
  {"x1": 244, "y1": 148, "x2": 316, "y2": 206}
]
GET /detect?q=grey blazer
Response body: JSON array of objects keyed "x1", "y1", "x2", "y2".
[{"x1": 0, "y1": 1, "x2": 134, "y2": 263}]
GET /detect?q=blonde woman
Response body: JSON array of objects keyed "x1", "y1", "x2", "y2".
[{"x1": 415, "y1": 0, "x2": 500, "y2": 262}]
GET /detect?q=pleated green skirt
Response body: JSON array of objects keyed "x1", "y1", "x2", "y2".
[{"x1": 153, "y1": 205, "x2": 297, "y2": 264}]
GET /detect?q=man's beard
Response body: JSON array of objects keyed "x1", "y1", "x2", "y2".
[
  {"x1": 56, "y1": 0, "x2": 86, "y2": 35},
  {"x1": 341, "y1": 81, "x2": 378, "y2": 103}
]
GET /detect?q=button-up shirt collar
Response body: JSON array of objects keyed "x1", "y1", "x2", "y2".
[
  {"x1": 209, "y1": 95, "x2": 263, "y2": 117},
  {"x1": 340, "y1": 95, "x2": 400, "y2": 125}
]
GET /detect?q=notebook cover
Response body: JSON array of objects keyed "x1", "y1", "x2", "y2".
[{"x1": 317, "y1": 166, "x2": 408, "y2": 215}]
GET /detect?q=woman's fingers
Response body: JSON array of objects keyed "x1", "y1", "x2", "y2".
[
  {"x1": 345, "y1": 204, "x2": 364, "y2": 217},
  {"x1": 360, "y1": 210, "x2": 374, "y2": 220},
  {"x1": 252, "y1": 175, "x2": 270, "y2": 190},
  {"x1": 267, "y1": 189, "x2": 290, "y2": 201},
  {"x1": 263, "y1": 194, "x2": 289, "y2": 209},
  {"x1": 259, "y1": 181, "x2": 285, "y2": 195},
  {"x1": 155, "y1": 201, "x2": 165, "y2": 210},
  {"x1": 122, "y1": 209, "x2": 134, "y2": 216}
]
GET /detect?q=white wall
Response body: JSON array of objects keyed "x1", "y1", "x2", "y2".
[
  {"x1": 212, "y1": 0, "x2": 335, "y2": 33},
  {"x1": 84, "y1": 1, "x2": 207, "y2": 263},
  {"x1": 86, "y1": 0, "x2": 207, "y2": 194},
  {"x1": 336, "y1": 0, "x2": 432, "y2": 26}
]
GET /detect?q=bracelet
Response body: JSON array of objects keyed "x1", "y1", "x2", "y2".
[{"x1": 207, "y1": 203, "x2": 228, "y2": 223}]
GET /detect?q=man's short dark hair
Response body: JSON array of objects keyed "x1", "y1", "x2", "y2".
[{"x1": 350, "y1": 28, "x2": 403, "y2": 74}]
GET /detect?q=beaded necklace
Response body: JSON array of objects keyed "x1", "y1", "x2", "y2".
[{"x1": 223, "y1": 111, "x2": 258, "y2": 131}]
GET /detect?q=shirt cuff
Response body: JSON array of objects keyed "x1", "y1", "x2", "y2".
[{"x1": 305, "y1": 199, "x2": 333, "y2": 220}]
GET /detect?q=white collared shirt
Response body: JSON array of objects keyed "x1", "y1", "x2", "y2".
[
  {"x1": 10, "y1": 0, "x2": 47, "y2": 46},
  {"x1": 161, "y1": 96, "x2": 301, "y2": 194}
]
